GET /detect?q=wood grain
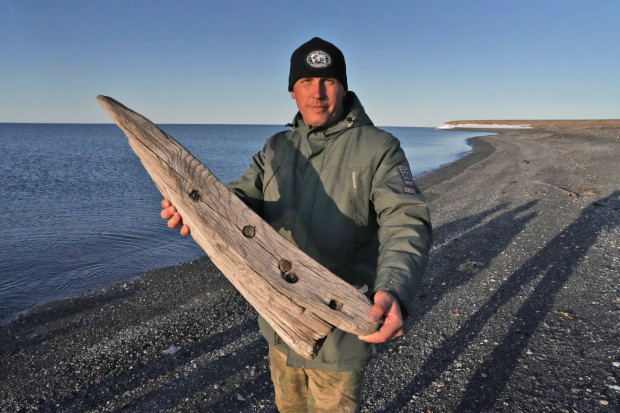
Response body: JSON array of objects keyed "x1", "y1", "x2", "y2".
[{"x1": 96, "y1": 95, "x2": 378, "y2": 359}]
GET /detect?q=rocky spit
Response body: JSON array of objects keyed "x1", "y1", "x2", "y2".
[{"x1": 1, "y1": 127, "x2": 618, "y2": 412}]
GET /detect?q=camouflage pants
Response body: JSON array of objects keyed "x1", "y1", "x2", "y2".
[{"x1": 268, "y1": 345, "x2": 365, "y2": 413}]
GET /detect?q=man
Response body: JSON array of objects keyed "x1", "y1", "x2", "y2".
[{"x1": 162, "y1": 37, "x2": 432, "y2": 412}]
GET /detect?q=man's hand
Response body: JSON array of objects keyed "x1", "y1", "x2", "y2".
[
  {"x1": 358, "y1": 290, "x2": 403, "y2": 343},
  {"x1": 160, "y1": 199, "x2": 190, "y2": 236}
]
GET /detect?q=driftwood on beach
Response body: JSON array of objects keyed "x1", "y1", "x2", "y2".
[{"x1": 96, "y1": 95, "x2": 378, "y2": 359}]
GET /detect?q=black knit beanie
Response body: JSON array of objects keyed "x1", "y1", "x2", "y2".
[{"x1": 288, "y1": 37, "x2": 348, "y2": 91}]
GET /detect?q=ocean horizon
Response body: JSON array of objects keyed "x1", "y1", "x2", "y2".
[{"x1": 0, "y1": 123, "x2": 492, "y2": 325}]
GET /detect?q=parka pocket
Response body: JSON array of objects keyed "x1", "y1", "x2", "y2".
[{"x1": 348, "y1": 167, "x2": 371, "y2": 226}]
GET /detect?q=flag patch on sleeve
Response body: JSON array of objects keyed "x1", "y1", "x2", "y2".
[{"x1": 397, "y1": 163, "x2": 419, "y2": 194}]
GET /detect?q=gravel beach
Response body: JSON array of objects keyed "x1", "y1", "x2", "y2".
[{"x1": 1, "y1": 126, "x2": 618, "y2": 412}]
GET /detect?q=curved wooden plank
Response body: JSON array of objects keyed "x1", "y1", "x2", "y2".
[{"x1": 96, "y1": 95, "x2": 378, "y2": 359}]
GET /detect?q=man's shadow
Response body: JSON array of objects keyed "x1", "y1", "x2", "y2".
[
  {"x1": 377, "y1": 191, "x2": 620, "y2": 412},
  {"x1": 413, "y1": 200, "x2": 537, "y2": 324}
]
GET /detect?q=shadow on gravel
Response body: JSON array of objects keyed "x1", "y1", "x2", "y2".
[
  {"x1": 124, "y1": 335, "x2": 272, "y2": 412},
  {"x1": 54, "y1": 318, "x2": 267, "y2": 412},
  {"x1": 0, "y1": 287, "x2": 137, "y2": 356},
  {"x1": 375, "y1": 199, "x2": 538, "y2": 359},
  {"x1": 413, "y1": 200, "x2": 538, "y2": 322},
  {"x1": 456, "y1": 191, "x2": 619, "y2": 412},
  {"x1": 380, "y1": 191, "x2": 619, "y2": 412}
]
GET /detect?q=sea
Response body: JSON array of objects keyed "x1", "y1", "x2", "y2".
[{"x1": 0, "y1": 123, "x2": 491, "y2": 325}]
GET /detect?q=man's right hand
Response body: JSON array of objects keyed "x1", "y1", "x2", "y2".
[{"x1": 160, "y1": 199, "x2": 190, "y2": 236}]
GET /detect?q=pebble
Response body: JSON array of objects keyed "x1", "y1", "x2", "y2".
[
  {"x1": 236, "y1": 394, "x2": 246, "y2": 401},
  {"x1": 613, "y1": 361, "x2": 620, "y2": 368},
  {"x1": 599, "y1": 399, "x2": 608, "y2": 406},
  {"x1": 165, "y1": 346, "x2": 180, "y2": 355}
]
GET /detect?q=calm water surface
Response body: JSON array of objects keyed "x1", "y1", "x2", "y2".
[{"x1": 0, "y1": 123, "x2": 490, "y2": 324}]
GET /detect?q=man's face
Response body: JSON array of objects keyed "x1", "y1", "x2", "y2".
[{"x1": 290, "y1": 77, "x2": 345, "y2": 128}]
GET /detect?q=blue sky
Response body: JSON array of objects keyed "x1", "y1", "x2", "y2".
[{"x1": 1, "y1": 0, "x2": 618, "y2": 126}]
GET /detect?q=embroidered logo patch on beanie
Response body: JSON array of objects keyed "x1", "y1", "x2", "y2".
[{"x1": 306, "y1": 50, "x2": 332, "y2": 68}]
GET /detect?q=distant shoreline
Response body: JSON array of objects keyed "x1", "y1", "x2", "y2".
[{"x1": 438, "y1": 118, "x2": 620, "y2": 129}]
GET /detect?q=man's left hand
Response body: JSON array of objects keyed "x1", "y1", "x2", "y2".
[{"x1": 358, "y1": 290, "x2": 403, "y2": 343}]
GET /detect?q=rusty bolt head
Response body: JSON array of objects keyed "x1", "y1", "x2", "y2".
[
  {"x1": 242, "y1": 226, "x2": 256, "y2": 238},
  {"x1": 188, "y1": 190, "x2": 201, "y2": 201},
  {"x1": 278, "y1": 259, "x2": 292, "y2": 273}
]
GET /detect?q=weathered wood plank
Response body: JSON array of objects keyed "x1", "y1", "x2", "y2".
[{"x1": 96, "y1": 95, "x2": 378, "y2": 359}]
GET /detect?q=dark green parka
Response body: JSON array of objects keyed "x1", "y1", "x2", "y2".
[{"x1": 227, "y1": 92, "x2": 432, "y2": 371}]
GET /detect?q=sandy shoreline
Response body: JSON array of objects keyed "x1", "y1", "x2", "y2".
[{"x1": 1, "y1": 126, "x2": 619, "y2": 412}]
